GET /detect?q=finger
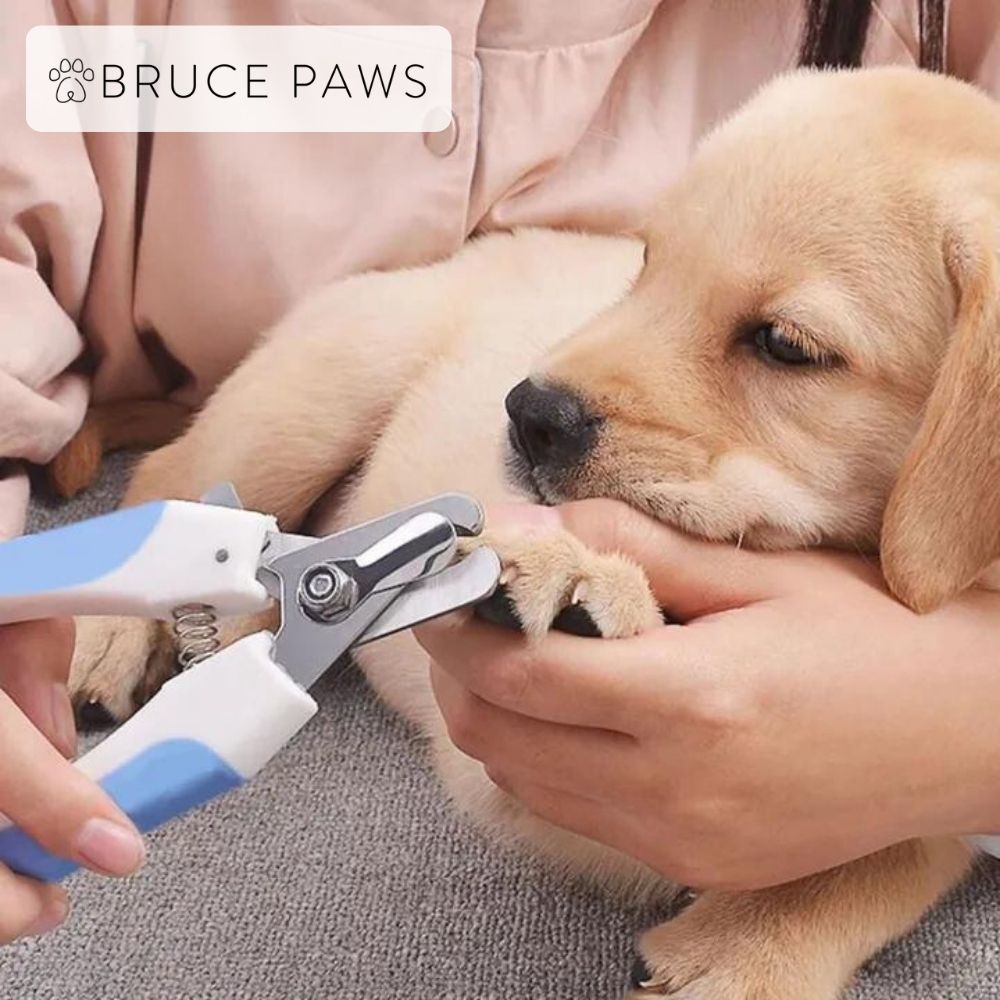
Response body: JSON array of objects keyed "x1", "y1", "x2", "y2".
[
  {"x1": 0, "y1": 866, "x2": 69, "y2": 944},
  {"x1": 553, "y1": 499, "x2": 813, "y2": 619},
  {"x1": 487, "y1": 770, "x2": 658, "y2": 868},
  {"x1": 431, "y1": 663, "x2": 636, "y2": 797},
  {"x1": 417, "y1": 612, "x2": 682, "y2": 731},
  {"x1": 0, "y1": 619, "x2": 77, "y2": 757},
  {"x1": 0, "y1": 690, "x2": 145, "y2": 877}
]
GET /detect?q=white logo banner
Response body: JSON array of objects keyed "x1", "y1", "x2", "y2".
[{"x1": 26, "y1": 25, "x2": 452, "y2": 133}]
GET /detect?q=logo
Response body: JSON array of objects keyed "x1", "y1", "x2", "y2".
[
  {"x1": 28, "y1": 26, "x2": 452, "y2": 133},
  {"x1": 48, "y1": 57, "x2": 95, "y2": 103}
]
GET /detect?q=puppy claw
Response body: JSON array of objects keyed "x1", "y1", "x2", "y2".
[
  {"x1": 77, "y1": 699, "x2": 117, "y2": 731},
  {"x1": 478, "y1": 527, "x2": 660, "y2": 641},
  {"x1": 630, "y1": 956, "x2": 652, "y2": 990}
]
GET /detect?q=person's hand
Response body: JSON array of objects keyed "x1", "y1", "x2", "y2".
[
  {"x1": 0, "y1": 619, "x2": 146, "y2": 943},
  {"x1": 417, "y1": 500, "x2": 1000, "y2": 891}
]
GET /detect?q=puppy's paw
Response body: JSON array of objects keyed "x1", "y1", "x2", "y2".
[
  {"x1": 468, "y1": 528, "x2": 661, "y2": 641},
  {"x1": 627, "y1": 892, "x2": 844, "y2": 1000},
  {"x1": 69, "y1": 615, "x2": 177, "y2": 723}
]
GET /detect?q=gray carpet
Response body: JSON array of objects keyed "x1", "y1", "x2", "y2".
[{"x1": 2, "y1": 453, "x2": 999, "y2": 999}]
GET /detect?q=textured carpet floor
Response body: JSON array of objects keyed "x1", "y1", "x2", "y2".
[{"x1": 2, "y1": 453, "x2": 999, "y2": 999}]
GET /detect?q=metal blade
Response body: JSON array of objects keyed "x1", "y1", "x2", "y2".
[
  {"x1": 199, "y1": 482, "x2": 244, "y2": 509},
  {"x1": 264, "y1": 512, "x2": 458, "y2": 691},
  {"x1": 257, "y1": 493, "x2": 485, "y2": 600},
  {"x1": 357, "y1": 546, "x2": 500, "y2": 644},
  {"x1": 256, "y1": 493, "x2": 494, "y2": 691}
]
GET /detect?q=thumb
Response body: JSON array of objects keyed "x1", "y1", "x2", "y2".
[
  {"x1": 0, "y1": 690, "x2": 146, "y2": 877},
  {"x1": 498, "y1": 498, "x2": 794, "y2": 620}
]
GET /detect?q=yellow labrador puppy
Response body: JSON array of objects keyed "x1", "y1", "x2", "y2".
[{"x1": 67, "y1": 67, "x2": 1000, "y2": 999}]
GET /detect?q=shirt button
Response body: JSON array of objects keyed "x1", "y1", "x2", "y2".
[{"x1": 424, "y1": 111, "x2": 459, "y2": 157}]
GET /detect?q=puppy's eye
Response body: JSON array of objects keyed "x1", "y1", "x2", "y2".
[{"x1": 752, "y1": 324, "x2": 826, "y2": 367}]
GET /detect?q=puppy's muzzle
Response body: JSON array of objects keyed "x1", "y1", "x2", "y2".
[{"x1": 505, "y1": 379, "x2": 599, "y2": 473}]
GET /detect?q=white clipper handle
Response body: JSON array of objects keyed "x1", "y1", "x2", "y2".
[
  {"x1": 0, "y1": 633, "x2": 317, "y2": 881},
  {"x1": 0, "y1": 500, "x2": 275, "y2": 624}
]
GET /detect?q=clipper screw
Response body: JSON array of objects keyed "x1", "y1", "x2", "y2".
[{"x1": 298, "y1": 562, "x2": 358, "y2": 623}]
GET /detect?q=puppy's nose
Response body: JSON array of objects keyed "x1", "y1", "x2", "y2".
[{"x1": 505, "y1": 379, "x2": 598, "y2": 469}]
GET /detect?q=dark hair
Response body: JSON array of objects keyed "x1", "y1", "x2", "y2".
[{"x1": 799, "y1": 0, "x2": 945, "y2": 72}]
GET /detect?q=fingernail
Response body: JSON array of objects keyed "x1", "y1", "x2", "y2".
[
  {"x1": 50, "y1": 685, "x2": 77, "y2": 758},
  {"x1": 487, "y1": 502, "x2": 561, "y2": 535},
  {"x1": 24, "y1": 894, "x2": 69, "y2": 938},
  {"x1": 74, "y1": 818, "x2": 146, "y2": 876}
]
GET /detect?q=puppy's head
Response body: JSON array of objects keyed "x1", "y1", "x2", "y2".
[{"x1": 505, "y1": 69, "x2": 1000, "y2": 612}]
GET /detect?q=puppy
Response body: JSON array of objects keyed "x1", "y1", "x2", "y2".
[{"x1": 67, "y1": 67, "x2": 1000, "y2": 999}]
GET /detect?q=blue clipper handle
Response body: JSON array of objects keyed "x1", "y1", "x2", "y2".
[
  {"x1": 0, "y1": 739, "x2": 243, "y2": 882},
  {"x1": 0, "y1": 633, "x2": 317, "y2": 883},
  {"x1": 0, "y1": 499, "x2": 275, "y2": 624},
  {"x1": 0, "y1": 503, "x2": 166, "y2": 608}
]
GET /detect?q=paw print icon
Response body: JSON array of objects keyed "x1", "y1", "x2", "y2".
[{"x1": 49, "y1": 58, "x2": 95, "y2": 103}]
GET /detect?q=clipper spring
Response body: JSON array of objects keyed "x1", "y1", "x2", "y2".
[{"x1": 172, "y1": 603, "x2": 220, "y2": 669}]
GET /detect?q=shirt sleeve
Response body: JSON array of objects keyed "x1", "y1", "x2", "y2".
[{"x1": 0, "y1": 0, "x2": 102, "y2": 535}]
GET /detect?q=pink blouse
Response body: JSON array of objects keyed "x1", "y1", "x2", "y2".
[{"x1": 0, "y1": 0, "x2": 996, "y2": 535}]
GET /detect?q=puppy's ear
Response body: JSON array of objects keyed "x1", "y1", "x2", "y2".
[{"x1": 882, "y1": 205, "x2": 1000, "y2": 612}]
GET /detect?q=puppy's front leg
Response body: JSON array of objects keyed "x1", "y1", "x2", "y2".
[
  {"x1": 71, "y1": 264, "x2": 457, "y2": 720},
  {"x1": 124, "y1": 266, "x2": 456, "y2": 523},
  {"x1": 630, "y1": 838, "x2": 972, "y2": 1000}
]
